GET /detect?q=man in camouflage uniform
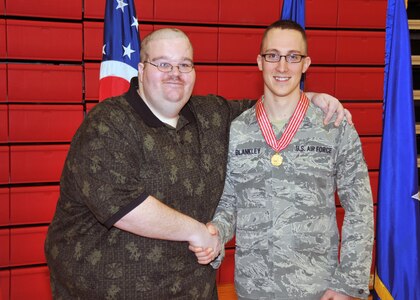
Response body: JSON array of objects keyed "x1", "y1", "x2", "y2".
[
  {"x1": 198, "y1": 20, "x2": 374, "y2": 300},
  {"x1": 45, "y1": 27, "x2": 349, "y2": 299}
]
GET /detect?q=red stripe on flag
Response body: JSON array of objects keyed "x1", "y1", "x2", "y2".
[{"x1": 98, "y1": 76, "x2": 131, "y2": 101}]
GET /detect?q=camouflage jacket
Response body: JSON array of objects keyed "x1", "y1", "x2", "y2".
[{"x1": 212, "y1": 101, "x2": 374, "y2": 300}]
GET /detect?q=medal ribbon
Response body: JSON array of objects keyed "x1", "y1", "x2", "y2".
[{"x1": 256, "y1": 93, "x2": 309, "y2": 153}]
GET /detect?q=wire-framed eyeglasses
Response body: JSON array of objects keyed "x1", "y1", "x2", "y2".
[
  {"x1": 261, "y1": 53, "x2": 307, "y2": 63},
  {"x1": 144, "y1": 61, "x2": 194, "y2": 73}
]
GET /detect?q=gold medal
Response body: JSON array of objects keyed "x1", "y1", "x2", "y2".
[
  {"x1": 271, "y1": 153, "x2": 283, "y2": 166},
  {"x1": 256, "y1": 94, "x2": 308, "y2": 169}
]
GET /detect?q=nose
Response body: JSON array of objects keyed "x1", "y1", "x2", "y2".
[
  {"x1": 275, "y1": 56, "x2": 288, "y2": 72},
  {"x1": 169, "y1": 65, "x2": 181, "y2": 75}
]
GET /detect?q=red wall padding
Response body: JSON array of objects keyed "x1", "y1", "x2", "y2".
[
  {"x1": 218, "y1": 28, "x2": 264, "y2": 63},
  {"x1": 7, "y1": 64, "x2": 83, "y2": 103},
  {"x1": 10, "y1": 186, "x2": 59, "y2": 225},
  {"x1": 0, "y1": 188, "x2": 9, "y2": 226},
  {"x1": 369, "y1": 171, "x2": 379, "y2": 204},
  {"x1": 9, "y1": 105, "x2": 84, "y2": 142},
  {"x1": 307, "y1": 30, "x2": 385, "y2": 65},
  {"x1": 83, "y1": 21, "x2": 104, "y2": 60},
  {"x1": 0, "y1": 146, "x2": 9, "y2": 184},
  {"x1": 0, "y1": 64, "x2": 6, "y2": 102},
  {"x1": 306, "y1": 0, "x2": 386, "y2": 28},
  {"x1": 335, "y1": 68, "x2": 384, "y2": 100},
  {"x1": 194, "y1": 66, "x2": 218, "y2": 96},
  {"x1": 337, "y1": 0, "x2": 387, "y2": 28},
  {"x1": 346, "y1": 103, "x2": 383, "y2": 136},
  {"x1": 0, "y1": 229, "x2": 9, "y2": 267},
  {"x1": 10, "y1": 226, "x2": 48, "y2": 266},
  {"x1": 10, "y1": 145, "x2": 69, "y2": 184},
  {"x1": 82, "y1": 0, "x2": 388, "y2": 27},
  {"x1": 0, "y1": 270, "x2": 10, "y2": 300},
  {"x1": 5, "y1": 0, "x2": 82, "y2": 20},
  {"x1": 155, "y1": 25, "x2": 218, "y2": 62},
  {"x1": 83, "y1": 0, "x2": 106, "y2": 19},
  {"x1": 217, "y1": 249, "x2": 236, "y2": 284},
  {"x1": 218, "y1": 66, "x2": 263, "y2": 100},
  {"x1": 1, "y1": 267, "x2": 52, "y2": 300},
  {"x1": 0, "y1": 20, "x2": 6, "y2": 58},
  {"x1": 7, "y1": 20, "x2": 82, "y2": 61},
  {"x1": 84, "y1": 63, "x2": 101, "y2": 100},
  {"x1": 361, "y1": 137, "x2": 382, "y2": 170},
  {"x1": 154, "y1": 0, "x2": 219, "y2": 23},
  {"x1": 219, "y1": 0, "x2": 283, "y2": 25},
  {"x1": 337, "y1": 31, "x2": 385, "y2": 65},
  {"x1": 307, "y1": 30, "x2": 337, "y2": 64},
  {"x1": 10, "y1": 266, "x2": 52, "y2": 300},
  {"x1": 306, "y1": 67, "x2": 384, "y2": 100},
  {"x1": 306, "y1": 0, "x2": 338, "y2": 27},
  {"x1": 0, "y1": 104, "x2": 7, "y2": 142}
]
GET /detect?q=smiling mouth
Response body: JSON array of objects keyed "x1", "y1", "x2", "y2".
[
  {"x1": 273, "y1": 76, "x2": 290, "y2": 82},
  {"x1": 164, "y1": 81, "x2": 183, "y2": 85}
]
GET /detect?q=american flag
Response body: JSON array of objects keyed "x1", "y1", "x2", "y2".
[{"x1": 99, "y1": 0, "x2": 141, "y2": 101}]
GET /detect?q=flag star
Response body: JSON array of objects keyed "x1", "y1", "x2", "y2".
[
  {"x1": 122, "y1": 43, "x2": 135, "y2": 59},
  {"x1": 116, "y1": 0, "x2": 128, "y2": 12},
  {"x1": 131, "y1": 16, "x2": 139, "y2": 31},
  {"x1": 102, "y1": 44, "x2": 106, "y2": 55}
]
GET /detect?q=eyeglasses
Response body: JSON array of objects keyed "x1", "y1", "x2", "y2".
[
  {"x1": 261, "y1": 53, "x2": 306, "y2": 63},
  {"x1": 144, "y1": 61, "x2": 194, "y2": 73}
]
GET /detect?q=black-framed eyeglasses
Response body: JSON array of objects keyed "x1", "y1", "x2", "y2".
[
  {"x1": 261, "y1": 53, "x2": 307, "y2": 63},
  {"x1": 144, "y1": 61, "x2": 194, "y2": 73}
]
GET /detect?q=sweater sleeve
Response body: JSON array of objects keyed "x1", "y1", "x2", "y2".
[
  {"x1": 62, "y1": 98, "x2": 150, "y2": 228},
  {"x1": 328, "y1": 122, "x2": 374, "y2": 299},
  {"x1": 225, "y1": 98, "x2": 256, "y2": 120},
  {"x1": 210, "y1": 125, "x2": 239, "y2": 268}
]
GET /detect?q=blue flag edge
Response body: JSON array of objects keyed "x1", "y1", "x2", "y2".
[{"x1": 374, "y1": 0, "x2": 420, "y2": 299}]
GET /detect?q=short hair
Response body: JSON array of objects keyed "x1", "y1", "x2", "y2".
[
  {"x1": 140, "y1": 28, "x2": 193, "y2": 62},
  {"x1": 260, "y1": 20, "x2": 307, "y2": 53}
]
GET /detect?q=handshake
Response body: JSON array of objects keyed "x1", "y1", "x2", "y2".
[{"x1": 188, "y1": 222, "x2": 222, "y2": 265}]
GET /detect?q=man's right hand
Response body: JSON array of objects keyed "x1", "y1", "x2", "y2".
[{"x1": 189, "y1": 223, "x2": 221, "y2": 264}]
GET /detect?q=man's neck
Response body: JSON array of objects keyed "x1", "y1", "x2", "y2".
[
  {"x1": 137, "y1": 89, "x2": 180, "y2": 128},
  {"x1": 263, "y1": 93, "x2": 301, "y2": 122},
  {"x1": 155, "y1": 114, "x2": 179, "y2": 128}
]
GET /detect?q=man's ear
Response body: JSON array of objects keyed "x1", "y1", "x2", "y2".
[
  {"x1": 257, "y1": 55, "x2": 263, "y2": 71},
  {"x1": 302, "y1": 56, "x2": 311, "y2": 74},
  {"x1": 138, "y1": 62, "x2": 145, "y2": 82}
]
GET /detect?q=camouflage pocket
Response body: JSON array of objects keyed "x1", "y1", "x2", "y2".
[{"x1": 236, "y1": 208, "x2": 270, "y2": 250}]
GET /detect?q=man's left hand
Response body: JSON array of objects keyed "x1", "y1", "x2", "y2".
[{"x1": 307, "y1": 92, "x2": 353, "y2": 126}]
